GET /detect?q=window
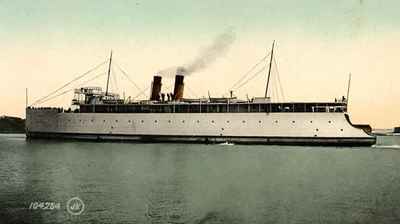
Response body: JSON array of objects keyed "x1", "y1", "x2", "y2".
[
  {"x1": 251, "y1": 104, "x2": 260, "y2": 112},
  {"x1": 154, "y1": 120, "x2": 158, "y2": 123},
  {"x1": 220, "y1": 105, "x2": 228, "y2": 113},
  {"x1": 141, "y1": 120, "x2": 144, "y2": 123},
  {"x1": 316, "y1": 128, "x2": 319, "y2": 131},
  {"x1": 271, "y1": 104, "x2": 281, "y2": 112},
  {"x1": 229, "y1": 104, "x2": 238, "y2": 113},
  {"x1": 293, "y1": 103, "x2": 306, "y2": 112},
  {"x1": 238, "y1": 104, "x2": 249, "y2": 113},
  {"x1": 207, "y1": 105, "x2": 219, "y2": 113}
]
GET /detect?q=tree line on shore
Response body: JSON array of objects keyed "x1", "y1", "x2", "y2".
[{"x1": 0, "y1": 116, "x2": 25, "y2": 133}]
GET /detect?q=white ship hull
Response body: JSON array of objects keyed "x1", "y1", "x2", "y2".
[{"x1": 26, "y1": 108, "x2": 376, "y2": 146}]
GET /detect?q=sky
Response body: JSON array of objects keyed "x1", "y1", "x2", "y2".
[{"x1": 0, "y1": 0, "x2": 399, "y2": 128}]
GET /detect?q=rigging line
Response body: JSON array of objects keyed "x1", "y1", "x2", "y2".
[
  {"x1": 133, "y1": 85, "x2": 151, "y2": 100},
  {"x1": 35, "y1": 69, "x2": 105, "y2": 104},
  {"x1": 273, "y1": 57, "x2": 285, "y2": 101},
  {"x1": 272, "y1": 72, "x2": 279, "y2": 102},
  {"x1": 111, "y1": 67, "x2": 119, "y2": 92},
  {"x1": 39, "y1": 72, "x2": 107, "y2": 105},
  {"x1": 185, "y1": 85, "x2": 199, "y2": 98},
  {"x1": 234, "y1": 65, "x2": 266, "y2": 91},
  {"x1": 38, "y1": 72, "x2": 107, "y2": 105},
  {"x1": 229, "y1": 52, "x2": 270, "y2": 91},
  {"x1": 276, "y1": 70, "x2": 282, "y2": 101},
  {"x1": 31, "y1": 59, "x2": 108, "y2": 106},
  {"x1": 270, "y1": 65, "x2": 277, "y2": 101},
  {"x1": 114, "y1": 61, "x2": 145, "y2": 93}
]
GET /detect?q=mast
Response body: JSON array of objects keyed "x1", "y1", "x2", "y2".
[
  {"x1": 346, "y1": 73, "x2": 352, "y2": 107},
  {"x1": 265, "y1": 40, "x2": 275, "y2": 98},
  {"x1": 105, "y1": 51, "x2": 113, "y2": 96}
]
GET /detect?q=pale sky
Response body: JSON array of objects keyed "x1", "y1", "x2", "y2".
[{"x1": 0, "y1": 0, "x2": 399, "y2": 128}]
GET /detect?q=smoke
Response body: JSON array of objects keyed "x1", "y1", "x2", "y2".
[
  {"x1": 158, "y1": 28, "x2": 236, "y2": 76},
  {"x1": 184, "y1": 28, "x2": 236, "y2": 74}
]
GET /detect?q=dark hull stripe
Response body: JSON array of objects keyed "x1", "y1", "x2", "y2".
[{"x1": 26, "y1": 132, "x2": 376, "y2": 146}]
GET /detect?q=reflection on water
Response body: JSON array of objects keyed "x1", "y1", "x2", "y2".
[{"x1": 1, "y1": 134, "x2": 400, "y2": 223}]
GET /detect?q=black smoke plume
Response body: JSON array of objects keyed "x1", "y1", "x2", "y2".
[{"x1": 158, "y1": 28, "x2": 236, "y2": 76}]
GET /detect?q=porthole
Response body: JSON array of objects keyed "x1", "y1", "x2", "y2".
[
  {"x1": 115, "y1": 120, "x2": 118, "y2": 123},
  {"x1": 211, "y1": 120, "x2": 215, "y2": 123},
  {"x1": 316, "y1": 128, "x2": 319, "y2": 131},
  {"x1": 242, "y1": 120, "x2": 246, "y2": 123},
  {"x1": 79, "y1": 120, "x2": 81, "y2": 122},
  {"x1": 328, "y1": 120, "x2": 332, "y2": 123},
  {"x1": 314, "y1": 134, "x2": 317, "y2": 137},
  {"x1": 226, "y1": 120, "x2": 230, "y2": 123},
  {"x1": 103, "y1": 120, "x2": 106, "y2": 122},
  {"x1": 221, "y1": 128, "x2": 224, "y2": 131},
  {"x1": 182, "y1": 120, "x2": 185, "y2": 123},
  {"x1": 275, "y1": 120, "x2": 278, "y2": 123},
  {"x1": 340, "y1": 129, "x2": 343, "y2": 131},
  {"x1": 128, "y1": 120, "x2": 131, "y2": 123},
  {"x1": 292, "y1": 121, "x2": 295, "y2": 123},
  {"x1": 259, "y1": 120, "x2": 262, "y2": 123},
  {"x1": 197, "y1": 120, "x2": 200, "y2": 123},
  {"x1": 168, "y1": 120, "x2": 171, "y2": 123},
  {"x1": 91, "y1": 119, "x2": 94, "y2": 122},
  {"x1": 141, "y1": 120, "x2": 144, "y2": 123},
  {"x1": 154, "y1": 120, "x2": 158, "y2": 123},
  {"x1": 310, "y1": 121, "x2": 313, "y2": 123},
  {"x1": 111, "y1": 126, "x2": 114, "y2": 129}
]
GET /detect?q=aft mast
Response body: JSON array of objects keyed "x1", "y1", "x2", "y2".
[
  {"x1": 265, "y1": 40, "x2": 275, "y2": 98},
  {"x1": 105, "y1": 51, "x2": 113, "y2": 96},
  {"x1": 346, "y1": 73, "x2": 352, "y2": 109}
]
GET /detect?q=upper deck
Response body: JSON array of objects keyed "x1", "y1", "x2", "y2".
[{"x1": 78, "y1": 101, "x2": 347, "y2": 113}]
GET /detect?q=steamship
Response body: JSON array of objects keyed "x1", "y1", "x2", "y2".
[{"x1": 26, "y1": 46, "x2": 376, "y2": 146}]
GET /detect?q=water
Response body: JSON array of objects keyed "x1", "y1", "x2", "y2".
[{"x1": 1, "y1": 134, "x2": 400, "y2": 224}]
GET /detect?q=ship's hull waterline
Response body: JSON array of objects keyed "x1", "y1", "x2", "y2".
[{"x1": 26, "y1": 109, "x2": 376, "y2": 146}]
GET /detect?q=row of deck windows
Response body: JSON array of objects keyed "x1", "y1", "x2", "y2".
[{"x1": 79, "y1": 103, "x2": 346, "y2": 113}]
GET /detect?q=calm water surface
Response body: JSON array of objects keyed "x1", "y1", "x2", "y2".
[{"x1": 1, "y1": 134, "x2": 400, "y2": 224}]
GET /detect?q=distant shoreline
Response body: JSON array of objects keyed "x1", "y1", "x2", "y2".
[{"x1": 0, "y1": 116, "x2": 25, "y2": 133}]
